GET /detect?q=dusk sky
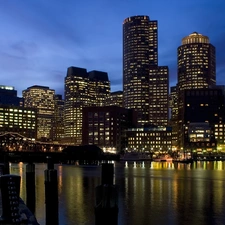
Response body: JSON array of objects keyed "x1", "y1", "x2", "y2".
[{"x1": 0, "y1": 0, "x2": 224, "y2": 97}]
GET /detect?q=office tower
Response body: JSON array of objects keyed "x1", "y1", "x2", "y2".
[
  {"x1": 82, "y1": 106, "x2": 137, "y2": 153},
  {"x1": 23, "y1": 85, "x2": 55, "y2": 140},
  {"x1": 169, "y1": 86, "x2": 178, "y2": 150},
  {"x1": 149, "y1": 66, "x2": 169, "y2": 126},
  {"x1": 123, "y1": 15, "x2": 168, "y2": 126},
  {"x1": 106, "y1": 91, "x2": 123, "y2": 107},
  {"x1": 53, "y1": 94, "x2": 64, "y2": 142},
  {"x1": 178, "y1": 32, "x2": 216, "y2": 91},
  {"x1": 64, "y1": 67, "x2": 89, "y2": 145},
  {"x1": 177, "y1": 32, "x2": 216, "y2": 149},
  {"x1": 64, "y1": 66, "x2": 110, "y2": 145},
  {"x1": 88, "y1": 70, "x2": 110, "y2": 106},
  {"x1": 0, "y1": 85, "x2": 23, "y2": 106}
]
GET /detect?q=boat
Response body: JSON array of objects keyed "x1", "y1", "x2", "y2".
[{"x1": 153, "y1": 155, "x2": 173, "y2": 162}]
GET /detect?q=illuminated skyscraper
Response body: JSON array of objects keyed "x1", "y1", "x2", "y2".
[
  {"x1": 177, "y1": 32, "x2": 216, "y2": 149},
  {"x1": 64, "y1": 66, "x2": 110, "y2": 145},
  {"x1": 149, "y1": 66, "x2": 169, "y2": 126},
  {"x1": 53, "y1": 94, "x2": 64, "y2": 142},
  {"x1": 88, "y1": 70, "x2": 110, "y2": 106},
  {"x1": 123, "y1": 15, "x2": 168, "y2": 126},
  {"x1": 106, "y1": 91, "x2": 123, "y2": 107},
  {"x1": 178, "y1": 32, "x2": 216, "y2": 91},
  {"x1": 23, "y1": 85, "x2": 55, "y2": 140}
]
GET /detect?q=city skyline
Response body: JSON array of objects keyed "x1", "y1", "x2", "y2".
[{"x1": 0, "y1": 0, "x2": 224, "y2": 97}]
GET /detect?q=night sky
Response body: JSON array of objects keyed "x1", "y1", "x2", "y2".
[{"x1": 0, "y1": 0, "x2": 224, "y2": 97}]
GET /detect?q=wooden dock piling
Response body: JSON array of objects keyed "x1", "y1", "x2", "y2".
[
  {"x1": 26, "y1": 162, "x2": 36, "y2": 214},
  {"x1": 44, "y1": 157, "x2": 58, "y2": 225},
  {"x1": 95, "y1": 163, "x2": 118, "y2": 225}
]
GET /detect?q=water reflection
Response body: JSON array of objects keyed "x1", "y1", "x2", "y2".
[{"x1": 9, "y1": 161, "x2": 225, "y2": 225}]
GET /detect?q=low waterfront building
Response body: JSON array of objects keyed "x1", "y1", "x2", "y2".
[
  {"x1": 0, "y1": 105, "x2": 37, "y2": 150},
  {"x1": 126, "y1": 126, "x2": 172, "y2": 153},
  {"x1": 185, "y1": 122, "x2": 216, "y2": 154}
]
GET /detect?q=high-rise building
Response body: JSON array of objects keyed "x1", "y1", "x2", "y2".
[
  {"x1": 169, "y1": 86, "x2": 178, "y2": 150},
  {"x1": 106, "y1": 91, "x2": 123, "y2": 107},
  {"x1": 0, "y1": 85, "x2": 23, "y2": 106},
  {"x1": 123, "y1": 15, "x2": 168, "y2": 126},
  {"x1": 23, "y1": 85, "x2": 55, "y2": 140},
  {"x1": 149, "y1": 66, "x2": 169, "y2": 126},
  {"x1": 178, "y1": 32, "x2": 216, "y2": 91},
  {"x1": 64, "y1": 66, "x2": 110, "y2": 145},
  {"x1": 53, "y1": 94, "x2": 64, "y2": 142},
  {"x1": 177, "y1": 32, "x2": 216, "y2": 149},
  {"x1": 88, "y1": 70, "x2": 110, "y2": 106}
]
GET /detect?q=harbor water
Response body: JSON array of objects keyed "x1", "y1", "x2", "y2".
[{"x1": 10, "y1": 161, "x2": 225, "y2": 225}]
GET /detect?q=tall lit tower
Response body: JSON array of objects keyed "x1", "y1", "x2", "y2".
[
  {"x1": 64, "y1": 66, "x2": 110, "y2": 145},
  {"x1": 23, "y1": 85, "x2": 55, "y2": 140},
  {"x1": 64, "y1": 67, "x2": 89, "y2": 145},
  {"x1": 178, "y1": 32, "x2": 216, "y2": 91},
  {"x1": 123, "y1": 15, "x2": 168, "y2": 126},
  {"x1": 177, "y1": 32, "x2": 216, "y2": 148}
]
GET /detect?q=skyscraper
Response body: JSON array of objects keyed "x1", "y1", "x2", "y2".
[
  {"x1": 23, "y1": 85, "x2": 55, "y2": 140},
  {"x1": 53, "y1": 94, "x2": 64, "y2": 142},
  {"x1": 177, "y1": 32, "x2": 216, "y2": 149},
  {"x1": 178, "y1": 32, "x2": 216, "y2": 91},
  {"x1": 106, "y1": 91, "x2": 123, "y2": 107},
  {"x1": 88, "y1": 70, "x2": 110, "y2": 106},
  {"x1": 123, "y1": 15, "x2": 168, "y2": 126},
  {"x1": 149, "y1": 66, "x2": 169, "y2": 126},
  {"x1": 64, "y1": 66, "x2": 110, "y2": 145}
]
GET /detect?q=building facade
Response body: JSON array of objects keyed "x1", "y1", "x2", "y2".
[
  {"x1": 0, "y1": 85, "x2": 23, "y2": 106},
  {"x1": 182, "y1": 86, "x2": 225, "y2": 152},
  {"x1": 52, "y1": 94, "x2": 64, "y2": 142},
  {"x1": 177, "y1": 32, "x2": 216, "y2": 149},
  {"x1": 23, "y1": 85, "x2": 55, "y2": 141},
  {"x1": 88, "y1": 70, "x2": 110, "y2": 106},
  {"x1": 149, "y1": 66, "x2": 169, "y2": 126},
  {"x1": 106, "y1": 91, "x2": 123, "y2": 107},
  {"x1": 0, "y1": 105, "x2": 37, "y2": 140},
  {"x1": 64, "y1": 66, "x2": 110, "y2": 145},
  {"x1": 126, "y1": 126, "x2": 172, "y2": 153},
  {"x1": 123, "y1": 15, "x2": 168, "y2": 126},
  {"x1": 82, "y1": 106, "x2": 137, "y2": 153},
  {"x1": 169, "y1": 86, "x2": 178, "y2": 150}
]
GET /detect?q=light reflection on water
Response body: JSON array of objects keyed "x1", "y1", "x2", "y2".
[{"x1": 9, "y1": 161, "x2": 225, "y2": 225}]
